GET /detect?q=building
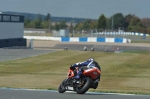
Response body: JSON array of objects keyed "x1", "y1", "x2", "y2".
[
  {"x1": 53, "y1": 29, "x2": 69, "y2": 37},
  {"x1": 0, "y1": 14, "x2": 26, "y2": 48}
]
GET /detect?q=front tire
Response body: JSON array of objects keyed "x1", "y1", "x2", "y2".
[
  {"x1": 58, "y1": 79, "x2": 66, "y2": 93},
  {"x1": 76, "y1": 77, "x2": 91, "y2": 94}
]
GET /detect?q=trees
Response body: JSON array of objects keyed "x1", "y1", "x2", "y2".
[
  {"x1": 59, "y1": 21, "x2": 67, "y2": 29},
  {"x1": 75, "y1": 22, "x2": 84, "y2": 30},
  {"x1": 141, "y1": 18, "x2": 150, "y2": 28},
  {"x1": 126, "y1": 15, "x2": 143, "y2": 32},
  {"x1": 112, "y1": 13, "x2": 125, "y2": 30},
  {"x1": 124, "y1": 14, "x2": 134, "y2": 29},
  {"x1": 24, "y1": 18, "x2": 31, "y2": 28},
  {"x1": 141, "y1": 18, "x2": 150, "y2": 34},
  {"x1": 24, "y1": 13, "x2": 52, "y2": 29},
  {"x1": 83, "y1": 19, "x2": 91, "y2": 30},
  {"x1": 90, "y1": 20, "x2": 97, "y2": 29},
  {"x1": 45, "y1": 13, "x2": 51, "y2": 21},
  {"x1": 97, "y1": 14, "x2": 107, "y2": 30},
  {"x1": 41, "y1": 21, "x2": 49, "y2": 28},
  {"x1": 24, "y1": 12, "x2": 149, "y2": 33},
  {"x1": 74, "y1": 20, "x2": 97, "y2": 31},
  {"x1": 53, "y1": 23, "x2": 60, "y2": 30}
]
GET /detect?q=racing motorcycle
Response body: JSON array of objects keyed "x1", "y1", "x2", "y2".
[{"x1": 58, "y1": 67, "x2": 101, "y2": 94}]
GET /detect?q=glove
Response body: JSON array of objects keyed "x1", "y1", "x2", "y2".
[
  {"x1": 70, "y1": 65, "x2": 75, "y2": 70},
  {"x1": 75, "y1": 62, "x2": 81, "y2": 66}
]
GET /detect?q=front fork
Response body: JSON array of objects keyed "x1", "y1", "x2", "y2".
[{"x1": 65, "y1": 78, "x2": 83, "y2": 88}]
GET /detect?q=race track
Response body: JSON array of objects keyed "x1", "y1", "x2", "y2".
[
  {"x1": 0, "y1": 49, "x2": 59, "y2": 62},
  {"x1": 0, "y1": 88, "x2": 150, "y2": 99}
]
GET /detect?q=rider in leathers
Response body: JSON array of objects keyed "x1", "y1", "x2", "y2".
[{"x1": 70, "y1": 58, "x2": 101, "y2": 89}]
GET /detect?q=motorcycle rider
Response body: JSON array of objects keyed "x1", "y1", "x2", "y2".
[{"x1": 70, "y1": 58, "x2": 101, "y2": 89}]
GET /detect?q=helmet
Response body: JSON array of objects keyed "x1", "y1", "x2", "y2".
[{"x1": 87, "y1": 58, "x2": 94, "y2": 61}]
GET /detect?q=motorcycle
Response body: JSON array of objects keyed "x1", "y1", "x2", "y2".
[{"x1": 58, "y1": 67, "x2": 101, "y2": 94}]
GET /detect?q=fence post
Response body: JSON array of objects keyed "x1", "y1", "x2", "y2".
[
  {"x1": 96, "y1": 29, "x2": 97, "y2": 37},
  {"x1": 82, "y1": 30, "x2": 83, "y2": 37},
  {"x1": 73, "y1": 30, "x2": 74, "y2": 37},
  {"x1": 29, "y1": 39, "x2": 34, "y2": 49},
  {"x1": 91, "y1": 30, "x2": 93, "y2": 37}
]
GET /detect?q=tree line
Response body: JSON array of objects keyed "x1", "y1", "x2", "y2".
[
  {"x1": 24, "y1": 13, "x2": 67, "y2": 30},
  {"x1": 24, "y1": 13, "x2": 150, "y2": 34}
]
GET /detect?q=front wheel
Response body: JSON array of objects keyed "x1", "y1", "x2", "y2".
[
  {"x1": 76, "y1": 77, "x2": 91, "y2": 94},
  {"x1": 58, "y1": 79, "x2": 67, "y2": 93}
]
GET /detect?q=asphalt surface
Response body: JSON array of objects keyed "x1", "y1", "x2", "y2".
[
  {"x1": 30, "y1": 38, "x2": 150, "y2": 51},
  {"x1": 0, "y1": 49, "x2": 58, "y2": 62},
  {"x1": 52, "y1": 43, "x2": 150, "y2": 51},
  {"x1": 0, "y1": 88, "x2": 150, "y2": 99}
]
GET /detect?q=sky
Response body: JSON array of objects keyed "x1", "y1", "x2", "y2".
[{"x1": 0, "y1": 0, "x2": 150, "y2": 19}]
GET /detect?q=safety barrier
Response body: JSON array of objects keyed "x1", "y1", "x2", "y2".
[
  {"x1": 0, "y1": 38, "x2": 26, "y2": 48},
  {"x1": 61, "y1": 37, "x2": 128, "y2": 43},
  {"x1": 24, "y1": 36, "x2": 130, "y2": 43},
  {"x1": 94, "y1": 32, "x2": 149, "y2": 36}
]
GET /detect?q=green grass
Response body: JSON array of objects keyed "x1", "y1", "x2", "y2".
[
  {"x1": 131, "y1": 40, "x2": 150, "y2": 43},
  {"x1": 0, "y1": 50, "x2": 150, "y2": 95}
]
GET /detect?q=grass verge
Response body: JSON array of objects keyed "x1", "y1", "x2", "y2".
[{"x1": 0, "y1": 50, "x2": 150, "y2": 95}]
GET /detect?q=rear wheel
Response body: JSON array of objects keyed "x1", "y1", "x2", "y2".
[
  {"x1": 58, "y1": 79, "x2": 66, "y2": 93},
  {"x1": 76, "y1": 77, "x2": 91, "y2": 94}
]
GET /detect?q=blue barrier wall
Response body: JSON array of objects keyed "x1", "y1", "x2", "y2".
[
  {"x1": 97, "y1": 38, "x2": 105, "y2": 42},
  {"x1": 60, "y1": 37, "x2": 127, "y2": 43},
  {"x1": 114, "y1": 38, "x2": 123, "y2": 43},
  {"x1": 79, "y1": 37, "x2": 88, "y2": 42},
  {"x1": 61, "y1": 37, "x2": 70, "y2": 42}
]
